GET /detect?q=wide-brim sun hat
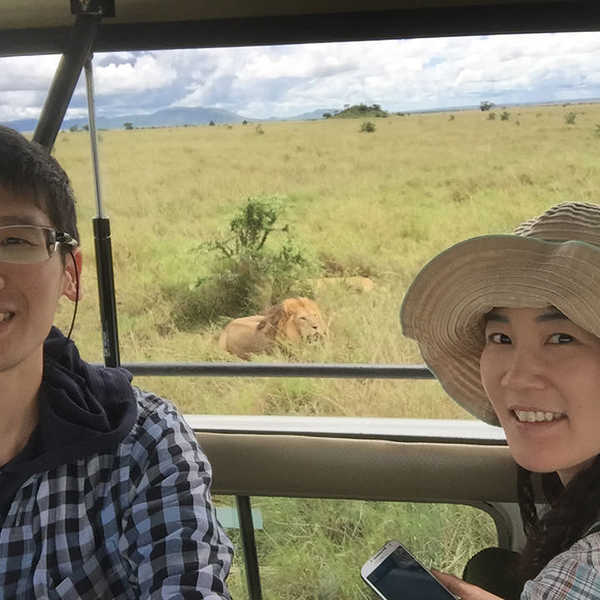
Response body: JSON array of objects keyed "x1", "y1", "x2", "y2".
[{"x1": 400, "y1": 202, "x2": 600, "y2": 426}]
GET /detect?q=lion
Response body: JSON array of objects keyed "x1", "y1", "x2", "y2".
[{"x1": 218, "y1": 297, "x2": 327, "y2": 359}]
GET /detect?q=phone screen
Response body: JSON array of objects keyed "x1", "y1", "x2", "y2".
[{"x1": 366, "y1": 545, "x2": 455, "y2": 600}]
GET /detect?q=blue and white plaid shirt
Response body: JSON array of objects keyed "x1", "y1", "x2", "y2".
[
  {"x1": 522, "y1": 528, "x2": 600, "y2": 600},
  {"x1": 0, "y1": 389, "x2": 233, "y2": 599}
]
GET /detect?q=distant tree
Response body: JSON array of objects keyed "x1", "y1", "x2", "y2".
[
  {"x1": 209, "y1": 120, "x2": 216, "y2": 126},
  {"x1": 360, "y1": 121, "x2": 376, "y2": 133},
  {"x1": 323, "y1": 112, "x2": 332, "y2": 119},
  {"x1": 69, "y1": 125, "x2": 79, "y2": 132},
  {"x1": 242, "y1": 120, "x2": 248, "y2": 125},
  {"x1": 123, "y1": 122, "x2": 134, "y2": 130},
  {"x1": 480, "y1": 100, "x2": 495, "y2": 111},
  {"x1": 82, "y1": 124, "x2": 89, "y2": 131}
]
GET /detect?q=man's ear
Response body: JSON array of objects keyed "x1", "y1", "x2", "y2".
[{"x1": 62, "y1": 249, "x2": 83, "y2": 302}]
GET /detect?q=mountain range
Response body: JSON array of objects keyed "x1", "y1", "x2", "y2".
[{"x1": 3, "y1": 106, "x2": 337, "y2": 133}]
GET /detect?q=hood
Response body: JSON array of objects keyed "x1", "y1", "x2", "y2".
[{"x1": 2, "y1": 327, "x2": 137, "y2": 476}]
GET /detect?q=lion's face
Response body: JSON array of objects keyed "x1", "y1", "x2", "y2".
[{"x1": 281, "y1": 297, "x2": 327, "y2": 342}]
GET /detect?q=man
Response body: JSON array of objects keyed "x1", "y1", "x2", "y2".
[{"x1": 0, "y1": 125, "x2": 233, "y2": 598}]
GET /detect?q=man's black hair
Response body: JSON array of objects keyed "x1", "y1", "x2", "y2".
[{"x1": 0, "y1": 126, "x2": 79, "y2": 249}]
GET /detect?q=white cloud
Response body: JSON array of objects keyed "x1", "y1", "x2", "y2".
[{"x1": 93, "y1": 54, "x2": 177, "y2": 95}]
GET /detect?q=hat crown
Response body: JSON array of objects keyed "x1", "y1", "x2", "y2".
[{"x1": 514, "y1": 202, "x2": 600, "y2": 246}]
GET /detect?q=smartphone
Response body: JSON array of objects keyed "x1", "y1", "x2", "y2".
[{"x1": 361, "y1": 540, "x2": 456, "y2": 600}]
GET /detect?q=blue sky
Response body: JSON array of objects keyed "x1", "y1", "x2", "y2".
[{"x1": 1, "y1": 32, "x2": 600, "y2": 122}]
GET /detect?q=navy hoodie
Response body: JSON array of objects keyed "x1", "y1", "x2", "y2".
[{"x1": 0, "y1": 327, "x2": 137, "y2": 522}]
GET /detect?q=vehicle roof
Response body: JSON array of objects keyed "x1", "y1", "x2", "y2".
[{"x1": 2, "y1": 0, "x2": 599, "y2": 57}]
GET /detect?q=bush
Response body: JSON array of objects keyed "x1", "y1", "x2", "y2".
[
  {"x1": 565, "y1": 112, "x2": 577, "y2": 125},
  {"x1": 500, "y1": 111, "x2": 510, "y2": 121},
  {"x1": 255, "y1": 124, "x2": 265, "y2": 134},
  {"x1": 487, "y1": 112, "x2": 496, "y2": 120},
  {"x1": 174, "y1": 197, "x2": 318, "y2": 327},
  {"x1": 360, "y1": 121, "x2": 376, "y2": 133},
  {"x1": 448, "y1": 115, "x2": 455, "y2": 121}
]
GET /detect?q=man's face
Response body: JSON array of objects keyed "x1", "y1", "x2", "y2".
[{"x1": 0, "y1": 185, "x2": 79, "y2": 376}]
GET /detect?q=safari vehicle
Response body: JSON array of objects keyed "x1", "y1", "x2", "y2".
[{"x1": 2, "y1": 1, "x2": 599, "y2": 598}]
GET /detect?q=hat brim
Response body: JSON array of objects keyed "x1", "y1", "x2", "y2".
[{"x1": 400, "y1": 234, "x2": 600, "y2": 426}]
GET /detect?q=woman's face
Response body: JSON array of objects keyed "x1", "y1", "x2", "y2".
[{"x1": 480, "y1": 306, "x2": 600, "y2": 485}]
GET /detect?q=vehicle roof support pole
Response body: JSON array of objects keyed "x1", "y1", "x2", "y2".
[
  {"x1": 33, "y1": 13, "x2": 100, "y2": 150},
  {"x1": 236, "y1": 495, "x2": 263, "y2": 600},
  {"x1": 85, "y1": 56, "x2": 121, "y2": 368}
]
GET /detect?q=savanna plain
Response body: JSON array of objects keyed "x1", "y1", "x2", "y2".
[{"x1": 51, "y1": 104, "x2": 600, "y2": 598}]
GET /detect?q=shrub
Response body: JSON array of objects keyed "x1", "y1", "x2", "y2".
[
  {"x1": 500, "y1": 111, "x2": 510, "y2": 121},
  {"x1": 487, "y1": 112, "x2": 496, "y2": 120},
  {"x1": 595, "y1": 124, "x2": 600, "y2": 137},
  {"x1": 360, "y1": 121, "x2": 376, "y2": 133},
  {"x1": 448, "y1": 115, "x2": 455, "y2": 121},
  {"x1": 255, "y1": 124, "x2": 265, "y2": 134},
  {"x1": 565, "y1": 112, "x2": 577, "y2": 125},
  {"x1": 175, "y1": 197, "x2": 318, "y2": 327}
]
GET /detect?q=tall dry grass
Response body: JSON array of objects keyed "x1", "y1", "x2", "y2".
[{"x1": 52, "y1": 103, "x2": 600, "y2": 419}]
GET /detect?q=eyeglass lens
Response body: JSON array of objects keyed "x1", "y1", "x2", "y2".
[{"x1": 0, "y1": 226, "x2": 55, "y2": 264}]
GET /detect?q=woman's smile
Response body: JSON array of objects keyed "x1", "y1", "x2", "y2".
[{"x1": 480, "y1": 306, "x2": 600, "y2": 484}]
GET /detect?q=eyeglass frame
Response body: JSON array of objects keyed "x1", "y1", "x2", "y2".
[{"x1": 0, "y1": 224, "x2": 79, "y2": 264}]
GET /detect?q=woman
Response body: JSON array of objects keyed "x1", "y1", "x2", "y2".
[{"x1": 400, "y1": 202, "x2": 600, "y2": 599}]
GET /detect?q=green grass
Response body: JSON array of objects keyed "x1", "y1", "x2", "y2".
[
  {"x1": 221, "y1": 498, "x2": 497, "y2": 599},
  {"x1": 50, "y1": 103, "x2": 600, "y2": 597}
]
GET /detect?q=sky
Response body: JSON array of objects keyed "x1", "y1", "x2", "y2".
[{"x1": 1, "y1": 31, "x2": 600, "y2": 123}]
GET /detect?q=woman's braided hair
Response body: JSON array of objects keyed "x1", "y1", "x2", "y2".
[{"x1": 517, "y1": 454, "x2": 600, "y2": 585}]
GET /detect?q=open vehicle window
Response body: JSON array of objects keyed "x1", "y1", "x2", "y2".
[
  {"x1": 214, "y1": 496, "x2": 498, "y2": 598},
  {"x1": 2, "y1": 33, "x2": 600, "y2": 417}
]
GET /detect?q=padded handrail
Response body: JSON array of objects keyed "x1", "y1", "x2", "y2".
[{"x1": 197, "y1": 432, "x2": 518, "y2": 503}]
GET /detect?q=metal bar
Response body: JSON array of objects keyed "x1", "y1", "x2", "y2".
[
  {"x1": 84, "y1": 57, "x2": 105, "y2": 218},
  {"x1": 235, "y1": 496, "x2": 263, "y2": 600},
  {"x1": 84, "y1": 55, "x2": 120, "y2": 367},
  {"x1": 117, "y1": 362, "x2": 434, "y2": 379},
  {"x1": 33, "y1": 14, "x2": 100, "y2": 150},
  {"x1": 93, "y1": 218, "x2": 120, "y2": 367}
]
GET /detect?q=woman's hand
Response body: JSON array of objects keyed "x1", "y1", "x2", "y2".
[{"x1": 431, "y1": 569, "x2": 505, "y2": 600}]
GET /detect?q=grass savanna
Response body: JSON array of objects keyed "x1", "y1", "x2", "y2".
[{"x1": 49, "y1": 102, "x2": 600, "y2": 597}]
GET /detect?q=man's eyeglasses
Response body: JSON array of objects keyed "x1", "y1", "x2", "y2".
[{"x1": 0, "y1": 225, "x2": 79, "y2": 264}]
